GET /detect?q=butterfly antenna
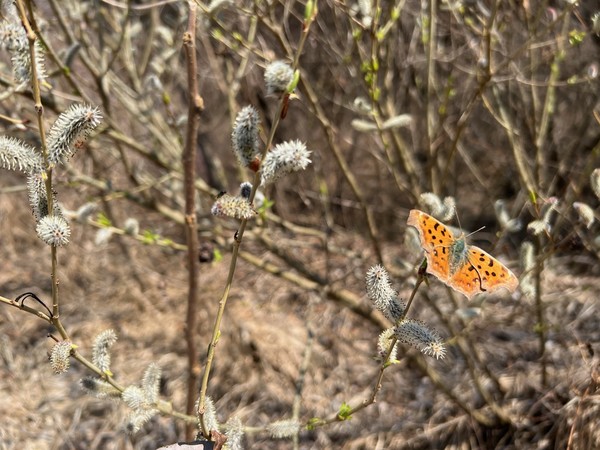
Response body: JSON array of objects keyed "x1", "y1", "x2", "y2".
[
  {"x1": 452, "y1": 204, "x2": 461, "y2": 228},
  {"x1": 454, "y1": 208, "x2": 485, "y2": 238},
  {"x1": 465, "y1": 225, "x2": 486, "y2": 239}
]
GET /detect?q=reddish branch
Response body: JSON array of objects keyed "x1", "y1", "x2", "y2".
[{"x1": 182, "y1": 1, "x2": 204, "y2": 440}]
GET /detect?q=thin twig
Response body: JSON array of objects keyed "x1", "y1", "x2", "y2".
[
  {"x1": 182, "y1": 1, "x2": 204, "y2": 439},
  {"x1": 197, "y1": 3, "x2": 319, "y2": 437}
]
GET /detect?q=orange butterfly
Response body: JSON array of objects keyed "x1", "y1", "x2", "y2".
[{"x1": 407, "y1": 209, "x2": 518, "y2": 299}]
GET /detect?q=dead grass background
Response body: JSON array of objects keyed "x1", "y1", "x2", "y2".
[{"x1": 1, "y1": 1, "x2": 600, "y2": 449}]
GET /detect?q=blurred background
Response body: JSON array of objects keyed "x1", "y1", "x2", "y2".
[{"x1": 1, "y1": 1, "x2": 599, "y2": 448}]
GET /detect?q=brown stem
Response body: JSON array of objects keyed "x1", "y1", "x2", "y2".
[{"x1": 182, "y1": 1, "x2": 204, "y2": 440}]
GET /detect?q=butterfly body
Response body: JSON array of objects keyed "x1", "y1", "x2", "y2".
[
  {"x1": 448, "y1": 236, "x2": 468, "y2": 275},
  {"x1": 407, "y1": 209, "x2": 519, "y2": 299}
]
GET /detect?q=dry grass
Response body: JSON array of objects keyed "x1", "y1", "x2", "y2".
[
  {"x1": 1, "y1": 1, "x2": 600, "y2": 449},
  {"x1": 1, "y1": 180, "x2": 599, "y2": 448}
]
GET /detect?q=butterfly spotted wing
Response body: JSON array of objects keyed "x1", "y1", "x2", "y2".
[
  {"x1": 407, "y1": 209, "x2": 457, "y2": 283},
  {"x1": 407, "y1": 209, "x2": 519, "y2": 299}
]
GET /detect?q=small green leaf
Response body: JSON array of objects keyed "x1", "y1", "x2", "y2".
[
  {"x1": 372, "y1": 58, "x2": 379, "y2": 72},
  {"x1": 213, "y1": 248, "x2": 222, "y2": 263},
  {"x1": 257, "y1": 197, "x2": 274, "y2": 217},
  {"x1": 528, "y1": 190, "x2": 537, "y2": 205},
  {"x1": 141, "y1": 229, "x2": 159, "y2": 244},
  {"x1": 97, "y1": 212, "x2": 112, "y2": 227},
  {"x1": 372, "y1": 87, "x2": 381, "y2": 102},
  {"x1": 306, "y1": 417, "x2": 321, "y2": 430},
  {"x1": 337, "y1": 402, "x2": 353, "y2": 421},
  {"x1": 568, "y1": 30, "x2": 586, "y2": 46},
  {"x1": 319, "y1": 180, "x2": 329, "y2": 196},
  {"x1": 287, "y1": 70, "x2": 300, "y2": 93},
  {"x1": 304, "y1": 0, "x2": 314, "y2": 22}
]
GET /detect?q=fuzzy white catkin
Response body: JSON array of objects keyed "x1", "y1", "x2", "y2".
[
  {"x1": 211, "y1": 194, "x2": 256, "y2": 219},
  {"x1": 124, "y1": 217, "x2": 140, "y2": 235},
  {"x1": 419, "y1": 193, "x2": 455, "y2": 221},
  {"x1": 92, "y1": 329, "x2": 117, "y2": 373},
  {"x1": 80, "y1": 377, "x2": 120, "y2": 398},
  {"x1": 231, "y1": 105, "x2": 260, "y2": 167},
  {"x1": 264, "y1": 61, "x2": 294, "y2": 95},
  {"x1": 194, "y1": 396, "x2": 220, "y2": 434},
  {"x1": 50, "y1": 341, "x2": 72, "y2": 374},
  {"x1": 573, "y1": 202, "x2": 595, "y2": 229},
  {"x1": 260, "y1": 140, "x2": 311, "y2": 186},
  {"x1": 377, "y1": 328, "x2": 398, "y2": 361},
  {"x1": 141, "y1": 363, "x2": 161, "y2": 404},
  {"x1": 365, "y1": 265, "x2": 406, "y2": 322},
  {"x1": 224, "y1": 416, "x2": 244, "y2": 450},
  {"x1": 47, "y1": 104, "x2": 102, "y2": 166},
  {"x1": 36, "y1": 215, "x2": 71, "y2": 246},
  {"x1": 0, "y1": 136, "x2": 42, "y2": 173},
  {"x1": 592, "y1": 168, "x2": 600, "y2": 200},
  {"x1": 267, "y1": 419, "x2": 301, "y2": 439},
  {"x1": 395, "y1": 319, "x2": 446, "y2": 359},
  {"x1": 122, "y1": 386, "x2": 146, "y2": 410}
]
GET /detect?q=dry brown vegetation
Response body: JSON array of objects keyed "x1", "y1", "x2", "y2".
[{"x1": 1, "y1": 1, "x2": 600, "y2": 449}]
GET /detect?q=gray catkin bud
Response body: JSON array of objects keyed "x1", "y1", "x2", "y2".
[
  {"x1": 47, "y1": 104, "x2": 102, "y2": 166},
  {"x1": 592, "y1": 168, "x2": 600, "y2": 200},
  {"x1": 224, "y1": 416, "x2": 244, "y2": 450},
  {"x1": 196, "y1": 396, "x2": 220, "y2": 433},
  {"x1": 0, "y1": 136, "x2": 43, "y2": 173},
  {"x1": 80, "y1": 377, "x2": 121, "y2": 398},
  {"x1": 124, "y1": 217, "x2": 140, "y2": 235},
  {"x1": 377, "y1": 328, "x2": 398, "y2": 362},
  {"x1": 94, "y1": 227, "x2": 114, "y2": 246},
  {"x1": 394, "y1": 319, "x2": 446, "y2": 359},
  {"x1": 239, "y1": 181, "x2": 253, "y2": 199},
  {"x1": 74, "y1": 202, "x2": 97, "y2": 223},
  {"x1": 267, "y1": 419, "x2": 301, "y2": 439},
  {"x1": 0, "y1": 14, "x2": 46, "y2": 83},
  {"x1": 240, "y1": 182, "x2": 265, "y2": 209},
  {"x1": 122, "y1": 386, "x2": 146, "y2": 410},
  {"x1": 573, "y1": 202, "x2": 595, "y2": 229},
  {"x1": 92, "y1": 329, "x2": 117, "y2": 374},
  {"x1": 11, "y1": 39, "x2": 46, "y2": 83},
  {"x1": 365, "y1": 265, "x2": 406, "y2": 322},
  {"x1": 125, "y1": 408, "x2": 157, "y2": 434},
  {"x1": 27, "y1": 172, "x2": 49, "y2": 221},
  {"x1": 541, "y1": 197, "x2": 559, "y2": 226},
  {"x1": 520, "y1": 242, "x2": 536, "y2": 299},
  {"x1": 527, "y1": 220, "x2": 547, "y2": 236},
  {"x1": 50, "y1": 340, "x2": 72, "y2": 374},
  {"x1": 231, "y1": 106, "x2": 260, "y2": 167},
  {"x1": 141, "y1": 363, "x2": 161, "y2": 404},
  {"x1": 494, "y1": 200, "x2": 521, "y2": 232},
  {"x1": 419, "y1": 192, "x2": 456, "y2": 221},
  {"x1": 264, "y1": 61, "x2": 294, "y2": 95}
]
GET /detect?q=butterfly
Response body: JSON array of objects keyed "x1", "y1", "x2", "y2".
[{"x1": 407, "y1": 209, "x2": 519, "y2": 299}]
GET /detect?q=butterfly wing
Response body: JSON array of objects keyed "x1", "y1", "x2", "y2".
[
  {"x1": 407, "y1": 209, "x2": 457, "y2": 283},
  {"x1": 464, "y1": 246, "x2": 519, "y2": 296}
]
